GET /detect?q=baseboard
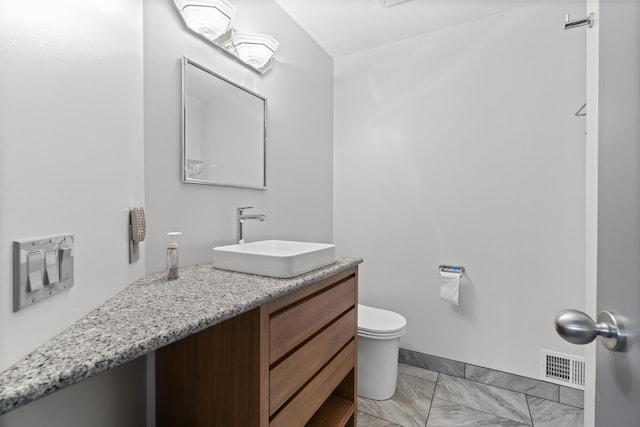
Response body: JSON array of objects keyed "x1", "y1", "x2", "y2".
[{"x1": 398, "y1": 348, "x2": 584, "y2": 409}]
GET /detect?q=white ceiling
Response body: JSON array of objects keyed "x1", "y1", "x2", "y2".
[{"x1": 273, "y1": 0, "x2": 540, "y2": 58}]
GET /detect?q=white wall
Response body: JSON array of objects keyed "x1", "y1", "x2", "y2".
[
  {"x1": 0, "y1": 1, "x2": 146, "y2": 424},
  {"x1": 144, "y1": 0, "x2": 334, "y2": 274},
  {"x1": 0, "y1": 0, "x2": 145, "y2": 374},
  {"x1": 0, "y1": 358, "x2": 146, "y2": 427},
  {"x1": 334, "y1": 1, "x2": 586, "y2": 379},
  {"x1": 0, "y1": 0, "x2": 332, "y2": 422},
  {"x1": 143, "y1": 3, "x2": 332, "y2": 424}
]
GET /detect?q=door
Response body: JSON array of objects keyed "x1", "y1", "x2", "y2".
[
  {"x1": 572, "y1": 1, "x2": 640, "y2": 425},
  {"x1": 558, "y1": 1, "x2": 640, "y2": 425},
  {"x1": 593, "y1": 0, "x2": 640, "y2": 425}
]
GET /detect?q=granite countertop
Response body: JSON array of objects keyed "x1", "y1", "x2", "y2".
[{"x1": 0, "y1": 256, "x2": 363, "y2": 415}]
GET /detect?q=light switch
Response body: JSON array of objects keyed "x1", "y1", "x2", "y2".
[
  {"x1": 45, "y1": 249, "x2": 59, "y2": 285},
  {"x1": 27, "y1": 251, "x2": 44, "y2": 292},
  {"x1": 13, "y1": 234, "x2": 74, "y2": 312},
  {"x1": 60, "y1": 245, "x2": 72, "y2": 281}
]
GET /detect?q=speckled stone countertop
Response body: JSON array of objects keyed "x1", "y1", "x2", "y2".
[{"x1": 0, "y1": 257, "x2": 362, "y2": 415}]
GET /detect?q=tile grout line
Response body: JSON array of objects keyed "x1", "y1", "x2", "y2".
[
  {"x1": 401, "y1": 349, "x2": 582, "y2": 405},
  {"x1": 357, "y1": 410, "x2": 403, "y2": 427},
  {"x1": 461, "y1": 361, "x2": 561, "y2": 403},
  {"x1": 402, "y1": 361, "x2": 582, "y2": 423},
  {"x1": 459, "y1": 371, "x2": 581, "y2": 412},
  {"x1": 380, "y1": 362, "x2": 581, "y2": 427},
  {"x1": 525, "y1": 394, "x2": 535, "y2": 426},
  {"x1": 557, "y1": 387, "x2": 586, "y2": 409},
  {"x1": 459, "y1": 361, "x2": 589, "y2": 410},
  {"x1": 430, "y1": 395, "x2": 534, "y2": 427},
  {"x1": 401, "y1": 364, "x2": 519, "y2": 422},
  {"x1": 433, "y1": 373, "x2": 534, "y2": 426},
  {"x1": 423, "y1": 371, "x2": 440, "y2": 426},
  {"x1": 359, "y1": 367, "x2": 441, "y2": 427}
]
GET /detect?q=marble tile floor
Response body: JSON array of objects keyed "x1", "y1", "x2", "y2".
[{"x1": 357, "y1": 363, "x2": 584, "y2": 427}]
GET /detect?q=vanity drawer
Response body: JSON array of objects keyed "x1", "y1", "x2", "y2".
[
  {"x1": 269, "y1": 308, "x2": 355, "y2": 415},
  {"x1": 269, "y1": 276, "x2": 356, "y2": 363},
  {"x1": 269, "y1": 339, "x2": 356, "y2": 427}
]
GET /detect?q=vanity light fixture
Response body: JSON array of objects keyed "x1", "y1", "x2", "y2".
[
  {"x1": 173, "y1": 0, "x2": 279, "y2": 73},
  {"x1": 173, "y1": 0, "x2": 236, "y2": 43},
  {"x1": 217, "y1": 30, "x2": 280, "y2": 73}
]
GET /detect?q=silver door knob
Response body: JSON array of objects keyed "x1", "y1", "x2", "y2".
[{"x1": 554, "y1": 309, "x2": 626, "y2": 352}]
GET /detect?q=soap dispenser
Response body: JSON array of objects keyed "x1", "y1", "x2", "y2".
[{"x1": 166, "y1": 232, "x2": 182, "y2": 280}]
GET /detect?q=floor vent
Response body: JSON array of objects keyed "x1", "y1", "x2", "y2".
[{"x1": 540, "y1": 350, "x2": 585, "y2": 390}]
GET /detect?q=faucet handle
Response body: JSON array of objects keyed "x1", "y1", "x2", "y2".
[{"x1": 237, "y1": 206, "x2": 253, "y2": 215}]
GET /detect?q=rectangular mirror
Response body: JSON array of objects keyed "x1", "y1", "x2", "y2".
[{"x1": 182, "y1": 57, "x2": 267, "y2": 189}]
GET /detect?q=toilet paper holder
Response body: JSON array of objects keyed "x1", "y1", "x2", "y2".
[{"x1": 439, "y1": 265, "x2": 465, "y2": 276}]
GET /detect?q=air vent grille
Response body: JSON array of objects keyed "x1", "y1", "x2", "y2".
[{"x1": 540, "y1": 349, "x2": 585, "y2": 390}]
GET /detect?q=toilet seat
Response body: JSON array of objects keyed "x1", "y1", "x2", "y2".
[{"x1": 358, "y1": 304, "x2": 407, "y2": 339}]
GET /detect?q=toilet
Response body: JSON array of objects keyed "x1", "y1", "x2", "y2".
[{"x1": 357, "y1": 304, "x2": 407, "y2": 400}]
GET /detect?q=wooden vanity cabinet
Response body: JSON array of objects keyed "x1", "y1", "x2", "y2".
[{"x1": 156, "y1": 266, "x2": 358, "y2": 427}]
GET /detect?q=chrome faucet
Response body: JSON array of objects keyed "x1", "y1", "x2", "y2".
[{"x1": 236, "y1": 206, "x2": 265, "y2": 244}]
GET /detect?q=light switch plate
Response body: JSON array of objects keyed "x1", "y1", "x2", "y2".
[{"x1": 13, "y1": 234, "x2": 74, "y2": 312}]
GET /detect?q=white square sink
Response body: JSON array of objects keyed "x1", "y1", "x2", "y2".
[{"x1": 212, "y1": 240, "x2": 336, "y2": 278}]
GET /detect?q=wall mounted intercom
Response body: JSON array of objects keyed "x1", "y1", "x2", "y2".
[{"x1": 129, "y1": 207, "x2": 146, "y2": 263}]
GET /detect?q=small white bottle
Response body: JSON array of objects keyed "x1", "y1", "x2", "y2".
[{"x1": 166, "y1": 232, "x2": 182, "y2": 281}]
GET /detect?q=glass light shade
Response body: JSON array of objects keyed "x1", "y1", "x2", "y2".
[
  {"x1": 174, "y1": 0, "x2": 236, "y2": 42},
  {"x1": 231, "y1": 31, "x2": 279, "y2": 71}
]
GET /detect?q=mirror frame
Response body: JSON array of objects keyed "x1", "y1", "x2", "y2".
[{"x1": 181, "y1": 56, "x2": 267, "y2": 189}]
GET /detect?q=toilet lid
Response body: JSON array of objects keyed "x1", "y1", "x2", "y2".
[{"x1": 358, "y1": 304, "x2": 407, "y2": 335}]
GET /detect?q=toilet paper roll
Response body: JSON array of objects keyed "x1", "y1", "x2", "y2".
[{"x1": 440, "y1": 271, "x2": 460, "y2": 305}]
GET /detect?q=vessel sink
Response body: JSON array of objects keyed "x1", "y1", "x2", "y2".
[{"x1": 212, "y1": 240, "x2": 336, "y2": 278}]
